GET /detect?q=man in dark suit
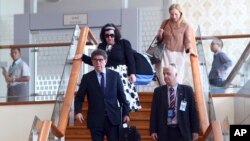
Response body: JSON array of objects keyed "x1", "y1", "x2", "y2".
[
  {"x1": 150, "y1": 65, "x2": 199, "y2": 141},
  {"x1": 75, "y1": 49, "x2": 130, "y2": 141}
]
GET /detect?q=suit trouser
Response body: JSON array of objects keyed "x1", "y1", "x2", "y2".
[
  {"x1": 90, "y1": 116, "x2": 119, "y2": 141},
  {"x1": 167, "y1": 125, "x2": 183, "y2": 141},
  {"x1": 209, "y1": 78, "x2": 224, "y2": 87},
  {"x1": 7, "y1": 83, "x2": 29, "y2": 102}
]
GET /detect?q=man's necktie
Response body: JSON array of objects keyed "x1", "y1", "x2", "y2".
[
  {"x1": 100, "y1": 72, "x2": 105, "y2": 94},
  {"x1": 12, "y1": 61, "x2": 16, "y2": 67},
  {"x1": 169, "y1": 87, "x2": 175, "y2": 108}
]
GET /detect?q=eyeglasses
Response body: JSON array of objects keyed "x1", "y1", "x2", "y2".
[
  {"x1": 92, "y1": 58, "x2": 105, "y2": 62},
  {"x1": 105, "y1": 34, "x2": 115, "y2": 38}
]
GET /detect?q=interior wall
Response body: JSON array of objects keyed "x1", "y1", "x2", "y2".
[
  {"x1": 0, "y1": 0, "x2": 24, "y2": 15},
  {"x1": 0, "y1": 103, "x2": 54, "y2": 141},
  {"x1": 213, "y1": 96, "x2": 250, "y2": 126},
  {"x1": 212, "y1": 97, "x2": 234, "y2": 124},
  {"x1": 37, "y1": 0, "x2": 163, "y2": 13},
  {"x1": 234, "y1": 97, "x2": 250, "y2": 124}
]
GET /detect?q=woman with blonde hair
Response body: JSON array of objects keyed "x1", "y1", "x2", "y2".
[{"x1": 155, "y1": 3, "x2": 197, "y2": 85}]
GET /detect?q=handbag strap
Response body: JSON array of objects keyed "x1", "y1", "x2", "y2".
[
  {"x1": 157, "y1": 20, "x2": 169, "y2": 44},
  {"x1": 149, "y1": 20, "x2": 169, "y2": 47},
  {"x1": 149, "y1": 37, "x2": 157, "y2": 47}
]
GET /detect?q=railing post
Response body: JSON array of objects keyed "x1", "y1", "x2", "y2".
[
  {"x1": 38, "y1": 120, "x2": 52, "y2": 141},
  {"x1": 53, "y1": 26, "x2": 90, "y2": 137},
  {"x1": 191, "y1": 31, "x2": 209, "y2": 135},
  {"x1": 211, "y1": 120, "x2": 224, "y2": 141}
]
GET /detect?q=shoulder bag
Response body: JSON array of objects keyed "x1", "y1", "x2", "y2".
[
  {"x1": 146, "y1": 20, "x2": 168, "y2": 64},
  {"x1": 146, "y1": 37, "x2": 165, "y2": 64}
]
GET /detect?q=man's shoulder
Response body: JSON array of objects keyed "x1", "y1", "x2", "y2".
[
  {"x1": 106, "y1": 69, "x2": 119, "y2": 76},
  {"x1": 178, "y1": 84, "x2": 193, "y2": 90},
  {"x1": 84, "y1": 70, "x2": 96, "y2": 77},
  {"x1": 119, "y1": 38, "x2": 129, "y2": 42},
  {"x1": 19, "y1": 59, "x2": 29, "y2": 67},
  {"x1": 154, "y1": 85, "x2": 166, "y2": 93},
  {"x1": 217, "y1": 51, "x2": 226, "y2": 55},
  {"x1": 216, "y1": 51, "x2": 229, "y2": 57}
]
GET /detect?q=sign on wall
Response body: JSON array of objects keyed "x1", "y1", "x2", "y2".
[{"x1": 63, "y1": 13, "x2": 87, "y2": 26}]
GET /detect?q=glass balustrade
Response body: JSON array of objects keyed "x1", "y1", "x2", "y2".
[
  {"x1": 196, "y1": 26, "x2": 217, "y2": 122},
  {"x1": 0, "y1": 44, "x2": 71, "y2": 103},
  {"x1": 51, "y1": 25, "x2": 80, "y2": 127},
  {"x1": 197, "y1": 34, "x2": 250, "y2": 94},
  {"x1": 0, "y1": 26, "x2": 81, "y2": 103},
  {"x1": 28, "y1": 116, "x2": 43, "y2": 141},
  {"x1": 196, "y1": 26, "x2": 250, "y2": 140}
]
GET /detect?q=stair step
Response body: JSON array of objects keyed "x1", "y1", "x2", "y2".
[
  {"x1": 130, "y1": 108, "x2": 151, "y2": 119},
  {"x1": 67, "y1": 92, "x2": 154, "y2": 141},
  {"x1": 66, "y1": 135, "x2": 152, "y2": 140},
  {"x1": 66, "y1": 135, "x2": 107, "y2": 141}
]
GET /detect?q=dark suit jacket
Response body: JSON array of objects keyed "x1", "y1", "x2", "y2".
[
  {"x1": 150, "y1": 84, "x2": 199, "y2": 141},
  {"x1": 75, "y1": 69, "x2": 129, "y2": 129}
]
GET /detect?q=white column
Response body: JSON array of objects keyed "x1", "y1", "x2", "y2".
[
  {"x1": 122, "y1": 0, "x2": 128, "y2": 9},
  {"x1": 24, "y1": 0, "x2": 37, "y2": 14},
  {"x1": 163, "y1": 0, "x2": 171, "y2": 18}
]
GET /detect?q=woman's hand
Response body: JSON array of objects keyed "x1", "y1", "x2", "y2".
[
  {"x1": 192, "y1": 133, "x2": 199, "y2": 141},
  {"x1": 129, "y1": 74, "x2": 136, "y2": 83},
  {"x1": 156, "y1": 28, "x2": 164, "y2": 40},
  {"x1": 189, "y1": 48, "x2": 198, "y2": 57},
  {"x1": 74, "y1": 54, "x2": 83, "y2": 60}
]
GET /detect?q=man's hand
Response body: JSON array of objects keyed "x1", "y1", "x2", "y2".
[
  {"x1": 123, "y1": 115, "x2": 130, "y2": 123},
  {"x1": 5, "y1": 76, "x2": 13, "y2": 83},
  {"x1": 75, "y1": 113, "x2": 84, "y2": 123},
  {"x1": 216, "y1": 69, "x2": 220, "y2": 76},
  {"x1": 151, "y1": 133, "x2": 158, "y2": 141},
  {"x1": 2, "y1": 67, "x2": 7, "y2": 76},
  {"x1": 192, "y1": 133, "x2": 199, "y2": 141},
  {"x1": 1, "y1": 68, "x2": 13, "y2": 83}
]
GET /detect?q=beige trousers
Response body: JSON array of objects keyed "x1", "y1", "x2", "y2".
[{"x1": 155, "y1": 48, "x2": 186, "y2": 85}]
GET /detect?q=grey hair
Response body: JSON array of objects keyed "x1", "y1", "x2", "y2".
[
  {"x1": 211, "y1": 38, "x2": 223, "y2": 48},
  {"x1": 163, "y1": 64, "x2": 178, "y2": 75}
]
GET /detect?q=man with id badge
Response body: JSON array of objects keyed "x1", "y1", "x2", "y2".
[{"x1": 150, "y1": 65, "x2": 199, "y2": 141}]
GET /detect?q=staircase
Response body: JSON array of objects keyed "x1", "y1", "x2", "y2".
[{"x1": 65, "y1": 92, "x2": 153, "y2": 141}]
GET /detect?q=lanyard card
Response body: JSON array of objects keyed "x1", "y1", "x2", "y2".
[
  {"x1": 180, "y1": 100, "x2": 187, "y2": 111},
  {"x1": 167, "y1": 107, "x2": 175, "y2": 119}
]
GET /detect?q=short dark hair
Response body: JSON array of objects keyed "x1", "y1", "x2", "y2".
[
  {"x1": 11, "y1": 47, "x2": 21, "y2": 53},
  {"x1": 99, "y1": 23, "x2": 121, "y2": 44},
  {"x1": 91, "y1": 49, "x2": 108, "y2": 60},
  {"x1": 211, "y1": 38, "x2": 223, "y2": 48}
]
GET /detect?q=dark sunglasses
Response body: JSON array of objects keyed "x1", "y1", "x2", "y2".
[
  {"x1": 105, "y1": 34, "x2": 115, "y2": 38},
  {"x1": 92, "y1": 58, "x2": 105, "y2": 62}
]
